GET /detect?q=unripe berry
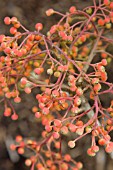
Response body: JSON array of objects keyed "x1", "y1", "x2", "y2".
[
  {"x1": 60, "y1": 126, "x2": 69, "y2": 135},
  {"x1": 76, "y1": 87, "x2": 83, "y2": 96},
  {"x1": 47, "y1": 68, "x2": 53, "y2": 75},
  {"x1": 74, "y1": 96, "x2": 81, "y2": 106},
  {"x1": 86, "y1": 8, "x2": 92, "y2": 14},
  {"x1": 71, "y1": 106, "x2": 79, "y2": 114},
  {"x1": 76, "y1": 127, "x2": 84, "y2": 136},
  {"x1": 92, "y1": 78, "x2": 99, "y2": 84},
  {"x1": 93, "y1": 83, "x2": 101, "y2": 92},
  {"x1": 105, "y1": 23, "x2": 112, "y2": 29},
  {"x1": 46, "y1": 9, "x2": 54, "y2": 16},
  {"x1": 91, "y1": 145, "x2": 99, "y2": 152},
  {"x1": 25, "y1": 159, "x2": 32, "y2": 166},
  {"x1": 68, "y1": 140, "x2": 75, "y2": 148},
  {"x1": 11, "y1": 17, "x2": 18, "y2": 24}
]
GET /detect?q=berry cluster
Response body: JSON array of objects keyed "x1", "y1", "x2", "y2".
[{"x1": 1, "y1": 0, "x2": 113, "y2": 170}]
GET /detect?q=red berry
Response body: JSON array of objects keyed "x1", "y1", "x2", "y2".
[
  {"x1": 11, "y1": 113, "x2": 18, "y2": 120},
  {"x1": 24, "y1": 87, "x2": 31, "y2": 94},
  {"x1": 103, "y1": 0, "x2": 110, "y2": 5},
  {"x1": 10, "y1": 27, "x2": 17, "y2": 34},
  {"x1": 91, "y1": 145, "x2": 99, "y2": 152},
  {"x1": 4, "y1": 17, "x2": 11, "y2": 25},
  {"x1": 14, "y1": 96, "x2": 21, "y2": 103},
  {"x1": 42, "y1": 107, "x2": 49, "y2": 115},
  {"x1": 4, "y1": 107, "x2": 11, "y2": 117},
  {"x1": 69, "y1": 6, "x2": 76, "y2": 13},
  {"x1": 101, "y1": 59, "x2": 107, "y2": 66},
  {"x1": 35, "y1": 23, "x2": 43, "y2": 31},
  {"x1": 110, "y1": 2, "x2": 113, "y2": 9},
  {"x1": 87, "y1": 148, "x2": 96, "y2": 156}
]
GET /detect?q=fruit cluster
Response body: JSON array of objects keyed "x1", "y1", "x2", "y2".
[{"x1": 0, "y1": 0, "x2": 113, "y2": 170}]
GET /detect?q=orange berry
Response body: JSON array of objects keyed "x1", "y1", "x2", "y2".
[
  {"x1": 98, "y1": 19, "x2": 105, "y2": 26},
  {"x1": 98, "y1": 138, "x2": 106, "y2": 145},
  {"x1": 46, "y1": 9, "x2": 54, "y2": 16}
]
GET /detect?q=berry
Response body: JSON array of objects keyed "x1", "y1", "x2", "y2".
[
  {"x1": 4, "y1": 17, "x2": 11, "y2": 25},
  {"x1": 110, "y1": 2, "x2": 113, "y2": 9},
  {"x1": 104, "y1": 0, "x2": 110, "y2": 5},
  {"x1": 24, "y1": 87, "x2": 31, "y2": 94},
  {"x1": 98, "y1": 19, "x2": 105, "y2": 26},
  {"x1": 25, "y1": 159, "x2": 32, "y2": 166},
  {"x1": 68, "y1": 140, "x2": 75, "y2": 148},
  {"x1": 46, "y1": 9, "x2": 54, "y2": 16},
  {"x1": 35, "y1": 23, "x2": 43, "y2": 31},
  {"x1": 10, "y1": 27, "x2": 17, "y2": 34},
  {"x1": 14, "y1": 96, "x2": 21, "y2": 103},
  {"x1": 69, "y1": 6, "x2": 76, "y2": 13}
]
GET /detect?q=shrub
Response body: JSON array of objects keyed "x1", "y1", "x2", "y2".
[{"x1": 0, "y1": 0, "x2": 113, "y2": 169}]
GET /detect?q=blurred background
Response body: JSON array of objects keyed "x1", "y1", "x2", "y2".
[{"x1": 0, "y1": 0, "x2": 113, "y2": 170}]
